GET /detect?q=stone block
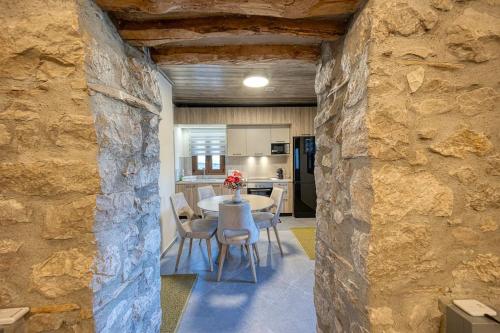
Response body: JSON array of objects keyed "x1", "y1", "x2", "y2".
[
  {"x1": 452, "y1": 253, "x2": 499, "y2": 283},
  {"x1": 378, "y1": 1, "x2": 438, "y2": 37},
  {"x1": 27, "y1": 313, "x2": 64, "y2": 333},
  {"x1": 412, "y1": 98, "x2": 456, "y2": 115},
  {"x1": 93, "y1": 102, "x2": 143, "y2": 157},
  {"x1": 42, "y1": 196, "x2": 96, "y2": 239},
  {"x1": 430, "y1": 0, "x2": 452, "y2": 11},
  {"x1": 342, "y1": 100, "x2": 369, "y2": 158},
  {"x1": 0, "y1": 239, "x2": 22, "y2": 254},
  {"x1": 31, "y1": 248, "x2": 93, "y2": 298},
  {"x1": 449, "y1": 166, "x2": 477, "y2": 185},
  {"x1": 456, "y1": 87, "x2": 498, "y2": 116},
  {"x1": 368, "y1": 98, "x2": 409, "y2": 160},
  {"x1": 345, "y1": 49, "x2": 369, "y2": 107},
  {"x1": 480, "y1": 217, "x2": 498, "y2": 233},
  {"x1": 0, "y1": 159, "x2": 100, "y2": 196},
  {"x1": 349, "y1": 167, "x2": 373, "y2": 223},
  {"x1": 417, "y1": 127, "x2": 437, "y2": 140},
  {"x1": 407, "y1": 66, "x2": 425, "y2": 92},
  {"x1": 430, "y1": 128, "x2": 493, "y2": 158},
  {"x1": 466, "y1": 182, "x2": 500, "y2": 211},
  {"x1": 95, "y1": 191, "x2": 136, "y2": 230},
  {"x1": 447, "y1": 8, "x2": 500, "y2": 62},
  {"x1": 48, "y1": 114, "x2": 97, "y2": 148},
  {"x1": 0, "y1": 199, "x2": 31, "y2": 225},
  {"x1": 0, "y1": 278, "x2": 18, "y2": 306},
  {"x1": 372, "y1": 165, "x2": 453, "y2": 222}
]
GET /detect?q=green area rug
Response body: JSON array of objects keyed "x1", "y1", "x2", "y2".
[
  {"x1": 161, "y1": 274, "x2": 197, "y2": 333},
  {"x1": 290, "y1": 227, "x2": 316, "y2": 260}
]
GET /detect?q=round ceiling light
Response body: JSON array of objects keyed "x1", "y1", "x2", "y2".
[{"x1": 243, "y1": 76, "x2": 269, "y2": 88}]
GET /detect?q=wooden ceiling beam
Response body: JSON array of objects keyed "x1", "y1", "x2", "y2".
[
  {"x1": 117, "y1": 16, "x2": 345, "y2": 47},
  {"x1": 96, "y1": 0, "x2": 361, "y2": 19},
  {"x1": 152, "y1": 45, "x2": 320, "y2": 65}
]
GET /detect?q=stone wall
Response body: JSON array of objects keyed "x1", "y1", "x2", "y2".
[
  {"x1": 367, "y1": 0, "x2": 499, "y2": 331},
  {"x1": 0, "y1": 1, "x2": 163, "y2": 332},
  {"x1": 0, "y1": 1, "x2": 99, "y2": 331},
  {"x1": 315, "y1": 0, "x2": 500, "y2": 332},
  {"x1": 80, "y1": 1, "x2": 162, "y2": 332}
]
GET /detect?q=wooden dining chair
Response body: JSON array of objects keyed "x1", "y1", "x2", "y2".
[
  {"x1": 170, "y1": 192, "x2": 217, "y2": 272},
  {"x1": 217, "y1": 202, "x2": 260, "y2": 283},
  {"x1": 252, "y1": 187, "x2": 285, "y2": 255}
]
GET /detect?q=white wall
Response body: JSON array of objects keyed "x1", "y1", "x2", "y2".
[{"x1": 156, "y1": 72, "x2": 177, "y2": 254}]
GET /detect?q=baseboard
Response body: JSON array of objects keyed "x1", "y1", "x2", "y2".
[{"x1": 160, "y1": 235, "x2": 178, "y2": 258}]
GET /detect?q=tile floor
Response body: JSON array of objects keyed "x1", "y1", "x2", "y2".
[{"x1": 160, "y1": 216, "x2": 317, "y2": 333}]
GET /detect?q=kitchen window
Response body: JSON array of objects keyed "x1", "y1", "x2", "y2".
[{"x1": 190, "y1": 128, "x2": 226, "y2": 175}]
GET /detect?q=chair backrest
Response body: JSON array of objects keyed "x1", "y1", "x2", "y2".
[
  {"x1": 197, "y1": 185, "x2": 216, "y2": 201},
  {"x1": 217, "y1": 202, "x2": 259, "y2": 245},
  {"x1": 170, "y1": 192, "x2": 195, "y2": 238},
  {"x1": 270, "y1": 187, "x2": 285, "y2": 224}
]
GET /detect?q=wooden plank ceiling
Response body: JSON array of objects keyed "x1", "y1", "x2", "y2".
[{"x1": 97, "y1": 0, "x2": 363, "y2": 106}]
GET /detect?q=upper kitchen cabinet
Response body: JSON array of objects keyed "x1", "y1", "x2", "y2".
[
  {"x1": 227, "y1": 128, "x2": 247, "y2": 156},
  {"x1": 291, "y1": 108, "x2": 315, "y2": 137},
  {"x1": 246, "y1": 127, "x2": 271, "y2": 156},
  {"x1": 270, "y1": 127, "x2": 290, "y2": 143}
]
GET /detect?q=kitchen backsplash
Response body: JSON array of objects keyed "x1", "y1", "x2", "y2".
[{"x1": 178, "y1": 155, "x2": 290, "y2": 179}]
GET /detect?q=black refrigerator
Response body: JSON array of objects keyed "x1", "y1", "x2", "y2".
[{"x1": 293, "y1": 136, "x2": 316, "y2": 218}]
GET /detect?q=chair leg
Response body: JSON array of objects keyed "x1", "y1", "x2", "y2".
[
  {"x1": 217, "y1": 244, "x2": 228, "y2": 282},
  {"x1": 266, "y1": 228, "x2": 271, "y2": 242},
  {"x1": 175, "y1": 237, "x2": 185, "y2": 272},
  {"x1": 216, "y1": 241, "x2": 222, "y2": 262},
  {"x1": 253, "y1": 244, "x2": 260, "y2": 262},
  {"x1": 246, "y1": 244, "x2": 257, "y2": 283},
  {"x1": 189, "y1": 238, "x2": 193, "y2": 256},
  {"x1": 206, "y1": 238, "x2": 213, "y2": 272},
  {"x1": 273, "y1": 225, "x2": 284, "y2": 256}
]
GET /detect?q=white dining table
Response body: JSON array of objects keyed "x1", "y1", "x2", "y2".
[{"x1": 197, "y1": 194, "x2": 274, "y2": 212}]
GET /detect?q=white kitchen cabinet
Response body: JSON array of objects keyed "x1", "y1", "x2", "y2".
[
  {"x1": 227, "y1": 128, "x2": 247, "y2": 156},
  {"x1": 246, "y1": 127, "x2": 271, "y2": 156},
  {"x1": 271, "y1": 127, "x2": 290, "y2": 143}
]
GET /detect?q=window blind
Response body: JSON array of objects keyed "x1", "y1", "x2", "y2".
[{"x1": 189, "y1": 128, "x2": 226, "y2": 156}]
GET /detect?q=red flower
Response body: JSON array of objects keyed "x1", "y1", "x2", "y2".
[{"x1": 224, "y1": 171, "x2": 244, "y2": 190}]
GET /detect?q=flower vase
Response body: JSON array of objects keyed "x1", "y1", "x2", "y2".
[{"x1": 232, "y1": 189, "x2": 242, "y2": 203}]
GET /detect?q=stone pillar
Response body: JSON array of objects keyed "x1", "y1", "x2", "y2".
[
  {"x1": 314, "y1": 0, "x2": 500, "y2": 332},
  {"x1": 0, "y1": 1, "x2": 163, "y2": 332}
]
